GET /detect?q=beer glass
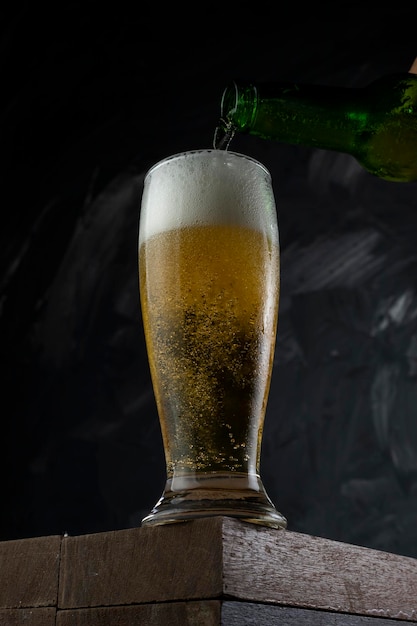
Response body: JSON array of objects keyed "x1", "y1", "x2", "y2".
[{"x1": 139, "y1": 149, "x2": 287, "y2": 529}]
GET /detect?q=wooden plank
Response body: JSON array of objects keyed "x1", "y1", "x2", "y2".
[
  {"x1": 221, "y1": 517, "x2": 417, "y2": 621},
  {"x1": 0, "y1": 608, "x2": 56, "y2": 625},
  {"x1": 222, "y1": 602, "x2": 414, "y2": 625},
  {"x1": 56, "y1": 601, "x2": 220, "y2": 625},
  {"x1": 58, "y1": 516, "x2": 417, "y2": 620},
  {"x1": 58, "y1": 518, "x2": 224, "y2": 608},
  {"x1": 0, "y1": 535, "x2": 61, "y2": 609},
  {"x1": 55, "y1": 601, "x2": 417, "y2": 626},
  {"x1": 2, "y1": 517, "x2": 415, "y2": 624}
]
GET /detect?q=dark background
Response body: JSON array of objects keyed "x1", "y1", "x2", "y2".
[{"x1": 2, "y1": 4, "x2": 417, "y2": 557}]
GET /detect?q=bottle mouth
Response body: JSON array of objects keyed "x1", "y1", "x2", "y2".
[
  {"x1": 221, "y1": 81, "x2": 258, "y2": 131},
  {"x1": 211, "y1": 82, "x2": 240, "y2": 150},
  {"x1": 214, "y1": 81, "x2": 258, "y2": 150},
  {"x1": 221, "y1": 80, "x2": 240, "y2": 119}
]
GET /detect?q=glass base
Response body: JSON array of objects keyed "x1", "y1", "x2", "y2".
[{"x1": 141, "y1": 472, "x2": 287, "y2": 530}]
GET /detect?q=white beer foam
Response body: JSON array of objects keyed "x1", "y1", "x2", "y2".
[{"x1": 139, "y1": 150, "x2": 277, "y2": 244}]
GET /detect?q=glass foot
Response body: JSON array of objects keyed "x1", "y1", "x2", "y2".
[{"x1": 141, "y1": 472, "x2": 287, "y2": 530}]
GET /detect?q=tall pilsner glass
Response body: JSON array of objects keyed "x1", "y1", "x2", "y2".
[{"x1": 139, "y1": 149, "x2": 287, "y2": 529}]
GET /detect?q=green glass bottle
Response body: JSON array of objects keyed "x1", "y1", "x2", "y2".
[{"x1": 216, "y1": 73, "x2": 417, "y2": 182}]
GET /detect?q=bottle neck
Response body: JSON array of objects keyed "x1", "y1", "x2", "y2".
[
  {"x1": 218, "y1": 74, "x2": 417, "y2": 182},
  {"x1": 221, "y1": 80, "x2": 362, "y2": 153}
]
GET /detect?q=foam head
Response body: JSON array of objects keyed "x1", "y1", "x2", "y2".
[{"x1": 139, "y1": 149, "x2": 277, "y2": 245}]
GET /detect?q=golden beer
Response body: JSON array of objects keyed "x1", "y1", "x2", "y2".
[
  {"x1": 140, "y1": 223, "x2": 279, "y2": 475},
  {"x1": 139, "y1": 150, "x2": 287, "y2": 528}
]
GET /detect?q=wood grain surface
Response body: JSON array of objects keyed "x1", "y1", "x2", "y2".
[
  {"x1": 58, "y1": 519, "x2": 223, "y2": 608},
  {"x1": 222, "y1": 518, "x2": 417, "y2": 621},
  {"x1": 1, "y1": 518, "x2": 417, "y2": 623},
  {"x1": 0, "y1": 535, "x2": 61, "y2": 609},
  {"x1": 57, "y1": 517, "x2": 417, "y2": 621},
  {"x1": 0, "y1": 608, "x2": 56, "y2": 625},
  {"x1": 55, "y1": 602, "x2": 416, "y2": 626},
  {"x1": 56, "y1": 602, "x2": 220, "y2": 626},
  {"x1": 221, "y1": 602, "x2": 416, "y2": 626}
]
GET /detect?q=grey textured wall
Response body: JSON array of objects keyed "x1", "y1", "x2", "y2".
[{"x1": 2, "y1": 3, "x2": 417, "y2": 557}]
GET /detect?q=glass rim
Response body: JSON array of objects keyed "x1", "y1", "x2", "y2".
[{"x1": 144, "y1": 149, "x2": 271, "y2": 181}]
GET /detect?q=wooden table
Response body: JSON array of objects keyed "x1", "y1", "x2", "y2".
[{"x1": 1, "y1": 516, "x2": 416, "y2": 625}]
